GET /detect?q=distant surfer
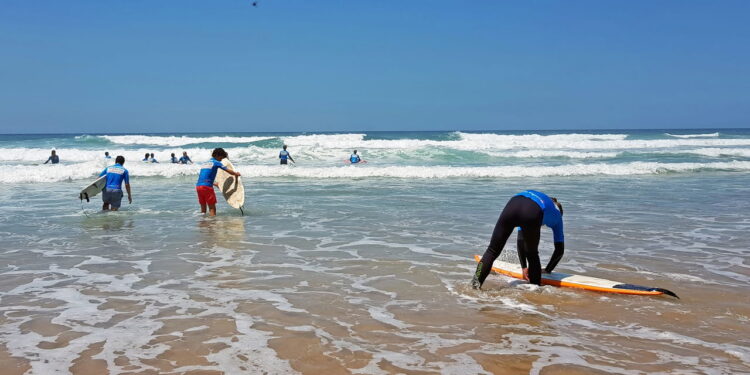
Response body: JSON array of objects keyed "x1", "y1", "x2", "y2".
[
  {"x1": 142, "y1": 153, "x2": 150, "y2": 162},
  {"x1": 170, "y1": 153, "x2": 179, "y2": 163},
  {"x1": 104, "y1": 152, "x2": 112, "y2": 159},
  {"x1": 196, "y1": 148, "x2": 241, "y2": 217},
  {"x1": 349, "y1": 150, "x2": 363, "y2": 164},
  {"x1": 179, "y1": 151, "x2": 193, "y2": 164},
  {"x1": 44, "y1": 150, "x2": 59, "y2": 164},
  {"x1": 279, "y1": 145, "x2": 295, "y2": 165},
  {"x1": 99, "y1": 156, "x2": 132, "y2": 211},
  {"x1": 150, "y1": 153, "x2": 158, "y2": 163},
  {"x1": 471, "y1": 190, "x2": 564, "y2": 289}
]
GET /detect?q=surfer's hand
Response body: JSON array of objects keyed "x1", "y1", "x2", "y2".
[
  {"x1": 234, "y1": 171, "x2": 241, "y2": 177},
  {"x1": 522, "y1": 268, "x2": 530, "y2": 281},
  {"x1": 128, "y1": 196, "x2": 132, "y2": 204}
]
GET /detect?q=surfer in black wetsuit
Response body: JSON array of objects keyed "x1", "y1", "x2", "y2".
[
  {"x1": 44, "y1": 150, "x2": 59, "y2": 164},
  {"x1": 472, "y1": 190, "x2": 565, "y2": 289}
]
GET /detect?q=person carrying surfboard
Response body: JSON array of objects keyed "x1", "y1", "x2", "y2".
[
  {"x1": 99, "y1": 155, "x2": 132, "y2": 211},
  {"x1": 196, "y1": 148, "x2": 241, "y2": 216},
  {"x1": 471, "y1": 190, "x2": 564, "y2": 289},
  {"x1": 279, "y1": 145, "x2": 295, "y2": 165}
]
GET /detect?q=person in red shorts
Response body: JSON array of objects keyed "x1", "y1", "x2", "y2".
[{"x1": 196, "y1": 148, "x2": 241, "y2": 216}]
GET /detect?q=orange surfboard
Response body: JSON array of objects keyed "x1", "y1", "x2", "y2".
[{"x1": 473, "y1": 255, "x2": 678, "y2": 298}]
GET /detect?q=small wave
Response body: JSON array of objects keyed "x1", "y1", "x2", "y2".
[
  {"x1": 665, "y1": 132, "x2": 720, "y2": 138},
  {"x1": 100, "y1": 135, "x2": 276, "y2": 146},
  {"x1": 3, "y1": 161, "x2": 749, "y2": 183}
]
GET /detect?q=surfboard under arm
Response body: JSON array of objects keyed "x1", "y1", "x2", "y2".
[{"x1": 473, "y1": 255, "x2": 678, "y2": 298}]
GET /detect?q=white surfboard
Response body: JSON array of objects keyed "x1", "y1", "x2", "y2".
[
  {"x1": 473, "y1": 255, "x2": 678, "y2": 297},
  {"x1": 79, "y1": 176, "x2": 107, "y2": 202},
  {"x1": 215, "y1": 159, "x2": 245, "y2": 212}
]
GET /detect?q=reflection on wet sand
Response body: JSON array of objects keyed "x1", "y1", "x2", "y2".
[
  {"x1": 81, "y1": 212, "x2": 134, "y2": 231},
  {"x1": 197, "y1": 216, "x2": 247, "y2": 249}
]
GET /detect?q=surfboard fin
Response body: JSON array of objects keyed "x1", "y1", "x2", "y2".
[
  {"x1": 653, "y1": 288, "x2": 679, "y2": 299},
  {"x1": 239, "y1": 206, "x2": 244, "y2": 216}
]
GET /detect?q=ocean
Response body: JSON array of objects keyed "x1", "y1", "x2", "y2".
[{"x1": 0, "y1": 129, "x2": 748, "y2": 374}]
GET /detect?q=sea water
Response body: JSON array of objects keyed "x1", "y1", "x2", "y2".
[{"x1": 0, "y1": 130, "x2": 748, "y2": 374}]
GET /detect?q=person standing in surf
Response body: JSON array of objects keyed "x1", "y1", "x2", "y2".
[
  {"x1": 104, "y1": 152, "x2": 112, "y2": 159},
  {"x1": 99, "y1": 155, "x2": 132, "y2": 211},
  {"x1": 279, "y1": 145, "x2": 295, "y2": 165},
  {"x1": 170, "y1": 153, "x2": 179, "y2": 163},
  {"x1": 196, "y1": 148, "x2": 241, "y2": 217},
  {"x1": 44, "y1": 150, "x2": 59, "y2": 164},
  {"x1": 471, "y1": 190, "x2": 564, "y2": 289},
  {"x1": 349, "y1": 150, "x2": 362, "y2": 164},
  {"x1": 179, "y1": 151, "x2": 193, "y2": 164}
]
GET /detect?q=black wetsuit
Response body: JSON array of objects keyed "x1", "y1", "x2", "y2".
[{"x1": 475, "y1": 193, "x2": 565, "y2": 286}]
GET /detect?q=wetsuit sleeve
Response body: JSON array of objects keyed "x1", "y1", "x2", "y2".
[
  {"x1": 545, "y1": 242, "x2": 564, "y2": 273},
  {"x1": 124, "y1": 170, "x2": 129, "y2": 185},
  {"x1": 99, "y1": 168, "x2": 107, "y2": 177},
  {"x1": 551, "y1": 221, "x2": 564, "y2": 243},
  {"x1": 516, "y1": 229, "x2": 528, "y2": 268}
]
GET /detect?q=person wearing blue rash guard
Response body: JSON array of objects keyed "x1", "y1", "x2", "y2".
[
  {"x1": 142, "y1": 153, "x2": 150, "y2": 162},
  {"x1": 472, "y1": 190, "x2": 564, "y2": 288},
  {"x1": 195, "y1": 148, "x2": 241, "y2": 216},
  {"x1": 279, "y1": 145, "x2": 295, "y2": 165},
  {"x1": 170, "y1": 153, "x2": 178, "y2": 163},
  {"x1": 349, "y1": 150, "x2": 361, "y2": 164},
  {"x1": 150, "y1": 153, "x2": 158, "y2": 163},
  {"x1": 104, "y1": 152, "x2": 112, "y2": 159},
  {"x1": 179, "y1": 151, "x2": 193, "y2": 164},
  {"x1": 99, "y1": 156, "x2": 132, "y2": 211},
  {"x1": 44, "y1": 150, "x2": 59, "y2": 164}
]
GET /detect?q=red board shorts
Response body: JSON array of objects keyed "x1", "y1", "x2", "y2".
[{"x1": 196, "y1": 185, "x2": 217, "y2": 205}]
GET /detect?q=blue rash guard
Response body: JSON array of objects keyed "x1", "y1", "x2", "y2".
[
  {"x1": 99, "y1": 163, "x2": 130, "y2": 191},
  {"x1": 179, "y1": 156, "x2": 192, "y2": 164},
  {"x1": 279, "y1": 150, "x2": 290, "y2": 160},
  {"x1": 349, "y1": 154, "x2": 361, "y2": 163},
  {"x1": 516, "y1": 190, "x2": 564, "y2": 242},
  {"x1": 196, "y1": 158, "x2": 228, "y2": 187},
  {"x1": 171, "y1": 156, "x2": 178, "y2": 163}
]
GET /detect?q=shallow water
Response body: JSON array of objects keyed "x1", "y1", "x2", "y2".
[{"x1": 1, "y1": 130, "x2": 749, "y2": 374}]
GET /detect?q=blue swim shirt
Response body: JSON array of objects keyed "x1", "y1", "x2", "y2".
[
  {"x1": 516, "y1": 190, "x2": 564, "y2": 242},
  {"x1": 196, "y1": 158, "x2": 228, "y2": 187},
  {"x1": 99, "y1": 163, "x2": 130, "y2": 191}
]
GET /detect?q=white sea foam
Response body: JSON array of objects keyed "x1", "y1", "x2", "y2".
[
  {"x1": 96, "y1": 135, "x2": 275, "y2": 146},
  {"x1": 665, "y1": 132, "x2": 720, "y2": 138},
  {"x1": 2, "y1": 160, "x2": 750, "y2": 183}
]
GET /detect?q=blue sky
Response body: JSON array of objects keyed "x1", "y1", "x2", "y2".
[{"x1": 0, "y1": 0, "x2": 748, "y2": 133}]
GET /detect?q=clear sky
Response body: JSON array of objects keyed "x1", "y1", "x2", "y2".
[{"x1": 1, "y1": 0, "x2": 748, "y2": 133}]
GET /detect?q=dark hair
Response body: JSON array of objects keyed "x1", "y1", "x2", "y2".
[
  {"x1": 145, "y1": 153, "x2": 149, "y2": 158},
  {"x1": 171, "y1": 153, "x2": 175, "y2": 157},
  {"x1": 551, "y1": 197, "x2": 563, "y2": 216},
  {"x1": 283, "y1": 145, "x2": 287, "y2": 150},
  {"x1": 353, "y1": 150, "x2": 357, "y2": 153},
  {"x1": 115, "y1": 156, "x2": 125, "y2": 164},
  {"x1": 105, "y1": 152, "x2": 109, "y2": 155},
  {"x1": 212, "y1": 148, "x2": 228, "y2": 158},
  {"x1": 150, "y1": 153, "x2": 154, "y2": 157}
]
